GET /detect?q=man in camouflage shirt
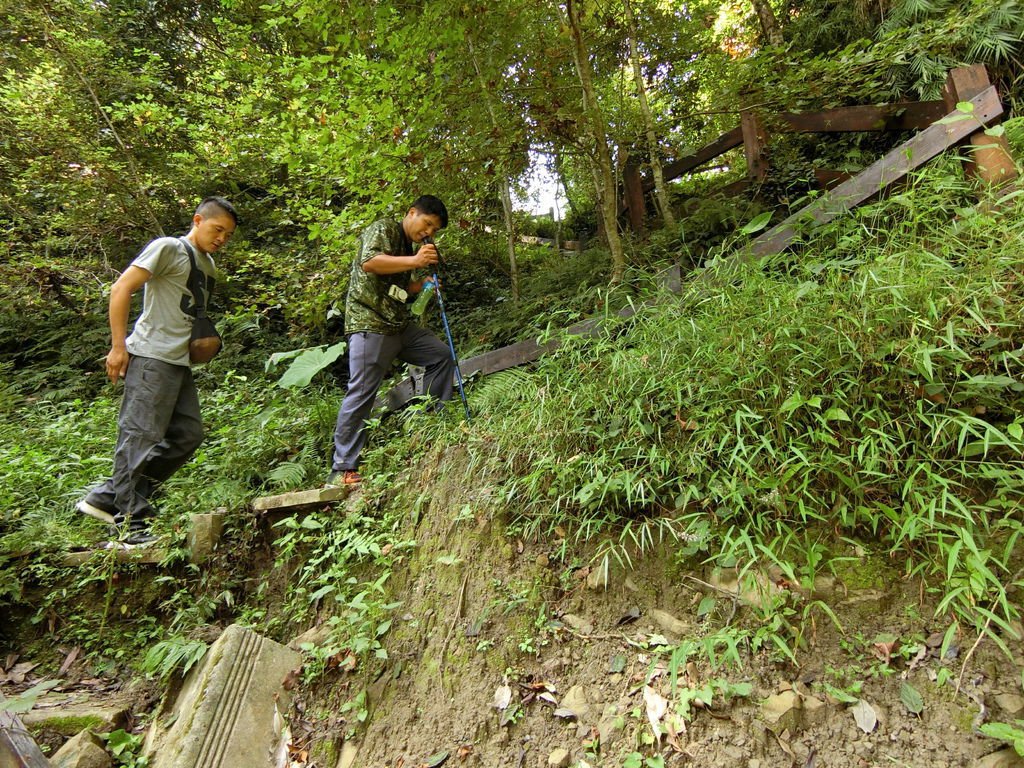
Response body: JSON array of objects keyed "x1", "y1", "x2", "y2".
[{"x1": 328, "y1": 195, "x2": 454, "y2": 486}]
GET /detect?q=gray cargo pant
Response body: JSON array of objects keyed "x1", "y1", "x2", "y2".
[
  {"x1": 84, "y1": 355, "x2": 204, "y2": 527},
  {"x1": 332, "y1": 326, "x2": 455, "y2": 471}
]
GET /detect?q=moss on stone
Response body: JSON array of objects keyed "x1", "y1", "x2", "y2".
[{"x1": 29, "y1": 715, "x2": 105, "y2": 737}]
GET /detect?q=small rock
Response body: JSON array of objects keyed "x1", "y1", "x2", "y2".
[
  {"x1": 561, "y1": 685, "x2": 592, "y2": 721},
  {"x1": 995, "y1": 694, "x2": 1024, "y2": 715},
  {"x1": 561, "y1": 614, "x2": 594, "y2": 635},
  {"x1": 51, "y1": 730, "x2": 111, "y2": 768},
  {"x1": 542, "y1": 658, "x2": 564, "y2": 676},
  {"x1": 623, "y1": 577, "x2": 639, "y2": 592},
  {"x1": 548, "y1": 748, "x2": 571, "y2": 768},
  {"x1": 337, "y1": 741, "x2": 359, "y2": 768},
  {"x1": 536, "y1": 553, "x2": 550, "y2": 567},
  {"x1": 801, "y1": 694, "x2": 829, "y2": 728},
  {"x1": 587, "y1": 563, "x2": 610, "y2": 590},
  {"x1": 976, "y1": 748, "x2": 1024, "y2": 768},
  {"x1": 650, "y1": 609, "x2": 689, "y2": 636},
  {"x1": 598, "y1": 704, "x2": 625, "y2": 747},
  {"x1": 760, "y1": 690, "x2": 802, "y2": 735},
  {"x1": 287, "y1": 623, "x2": 332, "y2": 650}
]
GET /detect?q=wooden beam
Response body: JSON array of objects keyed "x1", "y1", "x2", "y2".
[
  {"x1": 942, "y1": 64, "x2": 991, "y2": 109},
  {"x1": 942, "y1": 64, "x2": 1017, "y2": 186},
  {"x1": 650, "y1": 127, "x2": 744, "y2": 191},
  {"x1": 622, "y1": 163, "x2": 647, "y2": 234},
  {"x1": 777, "y1": 101, "x2": 946, "y2": 133},
  {"x1": 748, "y1": 86, "x2": 1003, "y2": 258},
  {"x1": 645, "y1": 101, "x2": 945, "y2": 193},
  {"x1": 741, "y1": 110, "x2": 769, "y2": 181}
]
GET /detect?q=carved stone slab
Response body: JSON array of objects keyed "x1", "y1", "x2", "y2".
[{"x1": 144, "y1": 625, "x2": 301, "y2": 768}]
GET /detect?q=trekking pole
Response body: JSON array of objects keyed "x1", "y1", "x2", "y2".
[{"x1": 423, "y1": 237, "x2": 471, "y2": 421}]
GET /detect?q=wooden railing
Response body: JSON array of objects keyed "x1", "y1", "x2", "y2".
[{"x1": 621, "y1": 65, "x2": 1016, "y2": 239}]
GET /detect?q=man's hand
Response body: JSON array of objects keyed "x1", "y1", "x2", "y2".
[
  {"x1": 412, "y1": 243, "x2": 438, "y2": 269},
  {"x1": 106, "y1": 346, "x2": 129, "y2": 384}
]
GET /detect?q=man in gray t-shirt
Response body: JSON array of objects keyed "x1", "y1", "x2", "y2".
[{"x1": 76, "y1": 197, "x2": 237, "y2": 548}]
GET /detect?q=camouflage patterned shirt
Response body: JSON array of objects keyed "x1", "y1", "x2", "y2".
[{"x1": 344, "y1": 218, "x2": 416, "y2": 335}]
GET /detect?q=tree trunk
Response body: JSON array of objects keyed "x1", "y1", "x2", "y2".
[
  {"x1": 564, "y1": 0, "x2": 626, "y2": 283},
  {"x1": 622, "y1": 0, "x2": 675, "y2": 233},
  {"x1": 467, "y1": 36, "x2": 520, "y2": 302},
  {"x1": 751, "y1": 0, "x2": 783, "y2": 47}
]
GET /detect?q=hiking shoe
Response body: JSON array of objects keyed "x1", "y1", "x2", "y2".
[
  {"x1": 103, "y1": 528, "x2": 159, "y2": 550},
  {"x1": 325, "y1": 470, "x2": 362, "y2": 488},
  {"x1": 76, "y1": 499, "x2": 116, "y2": 524}
]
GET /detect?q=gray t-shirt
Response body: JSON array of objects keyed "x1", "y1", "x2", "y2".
[{"x1": 125, "y1": 236, "x2": 216, "y2": 366}]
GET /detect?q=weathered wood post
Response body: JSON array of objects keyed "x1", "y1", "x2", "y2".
[
  {"x1": 741, "y1": 110, "x2": 769, "y2": 183},
  {"x1": 623, "y1": 162, "x2": 646, "y2": 235},
  {"x1": 943, "y1": 65, "x2": 1018, "y2": 186}
]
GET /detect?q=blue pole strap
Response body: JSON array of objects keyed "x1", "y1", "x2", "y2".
[{"x1": 431, "y1": 271, "x2": 471, "y2": 421}]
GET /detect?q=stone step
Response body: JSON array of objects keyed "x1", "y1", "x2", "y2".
[
  {"x1": 60, "y1": 548, "x2": 165, "y2": 567},
  {"x1": 59, "y1": 512, "x2": 226, "y2": 568},
  {"x1": 144, "y1": 624, "x2": 301, "y2": 768},
  {"x1": 251, "y1": 485, "x2": 354, "y2": 514}
]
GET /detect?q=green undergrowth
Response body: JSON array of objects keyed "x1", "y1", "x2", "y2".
[{"x1": 1, "y1": 146, "x2": 1023, "y2": 753}]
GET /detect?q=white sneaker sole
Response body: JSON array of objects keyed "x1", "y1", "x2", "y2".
[{"x1": 77, "y1": 500, "x2": 115, "y2": 524}]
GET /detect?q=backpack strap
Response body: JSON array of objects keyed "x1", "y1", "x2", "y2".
[{"x1": 178, "y1": 238, "x2": 215, "y2": 318}]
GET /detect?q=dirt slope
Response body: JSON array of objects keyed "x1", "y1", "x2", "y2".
[{"x1": 314, "y1": 451, "x2": 1024, "y2": 768}]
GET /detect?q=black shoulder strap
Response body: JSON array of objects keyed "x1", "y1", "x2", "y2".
[{"x1": 179, "y1": 238, "x2": 215, "y2": 317}]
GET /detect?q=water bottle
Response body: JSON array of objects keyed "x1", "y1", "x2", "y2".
[{"x1": 410, "y1": 279, "x2": 435, "y2": 317}]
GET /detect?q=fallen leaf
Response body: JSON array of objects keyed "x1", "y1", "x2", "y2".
[
  {"x1": 774, "y1": 728, "x2": 796, "y2": 760},
  {"x1": 499, "y1": 703, "x2": 521, "y2": 727},
  {"x1": 457, "y1": 745, "x2": 472, "y2": 760},
  {"x1": 900, "y1": 682, "x2": 924, "y2": 716},
  {"x1": 616, "y1": 607, "x2": 641, "y2": 626},
  {"x1": 58, "y1": 647, "x2": 80, "y2": 677},
  {"x1": 538, "y1": 692, "x2": 557, "y2": 706},
  {"x1": 643, "y1": 685, "x2": 668, "y2": 742},
  {"x1": 493, "y1": 684, "x2": 512, "y2": 710},
  {"x1": 852, "y1": 699, "x2": 877, "y2": 733},
  {"x1": 423, "y1": 751, "x2": 449, "y2": 767},
  {"x1": 607, "y1": 654, "x2": 626, "y2": 674},
  {"x1": 523, "y1": 680, "x2": 557, "y2": 692},
  {"x1": 5, "y1": 662, "x2": 39, "y2": 685},
  {"x1": 907, "y1": 644, "x2": 929, "y2": 671},
  {"x1": 696, "y1": 596, "x2": 716, "y2": 617},
  {"x1": 552, "y1": 707, "x2": 577, "y2": 720}
]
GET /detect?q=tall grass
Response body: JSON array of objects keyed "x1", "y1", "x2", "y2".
[{"x1": 434, "y1": 157, "x2": 1024, "y2": 654}]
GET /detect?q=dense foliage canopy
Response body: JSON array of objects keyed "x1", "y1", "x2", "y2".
[{"x1": 2, "y1": 0, "x2": 1021, "y2": 344}]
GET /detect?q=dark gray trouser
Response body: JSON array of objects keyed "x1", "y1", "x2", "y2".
[
  {"x1": 85, "y1": 356, "x2": 204, "y2": 527},
  {"x1": 332, "y1": 326, "x2": 455, "y2": 471}
]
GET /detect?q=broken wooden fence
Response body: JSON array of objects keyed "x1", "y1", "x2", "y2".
[{"x1": 622, "y1": 64, "x2": 1015, "y2": 235}]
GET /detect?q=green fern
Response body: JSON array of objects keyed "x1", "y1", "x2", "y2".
[{"x1": 266, "y1": 460, "x2": 308, "y2": 490}]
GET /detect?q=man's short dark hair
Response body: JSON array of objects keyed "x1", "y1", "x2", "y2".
[
  {"x1": 410, "y1": 195, "x2": 448, "y2": 229},
  {"x1": 196, "y1": 196, "x2": 238, "y2": 225}
]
